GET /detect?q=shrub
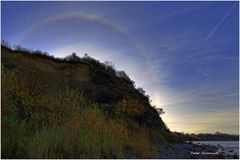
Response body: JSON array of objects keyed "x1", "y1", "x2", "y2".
[{"x1": 116, "y1": 97, "x2": 146, "y2": 117}]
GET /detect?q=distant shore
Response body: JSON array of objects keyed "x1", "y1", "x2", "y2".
[{"x1": 156, "y1": 142, "x2": 239, "y2": 159}]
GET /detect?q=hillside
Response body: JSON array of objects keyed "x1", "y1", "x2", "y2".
[{"x1": 1, "y1": 44, "x2": 176, "y2": 158}]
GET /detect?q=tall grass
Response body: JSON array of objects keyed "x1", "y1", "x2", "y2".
[
  {"x1": 128, "y1": 127, "x2": 155, "y2": 158},
  {"x1": 1, "y1": 116, "x2": 28, "y2": 158},
  {"x1": 27, "y1": 107, "x2": 128, "y2": 158}
]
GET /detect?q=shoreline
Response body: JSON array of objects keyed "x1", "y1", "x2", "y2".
[{"x1": 156, "y1": 142, "x2": 239, "y2": 159}]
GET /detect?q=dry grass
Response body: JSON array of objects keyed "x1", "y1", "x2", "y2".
[
  {"x1": 128, "y1": 127, "x2": 154, "y2": 158},
  {"x1": 27, "y1": 107, "x2": 129, "y2": 158}
]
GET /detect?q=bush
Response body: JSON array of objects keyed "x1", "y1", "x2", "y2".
[{"x1": 116, "y1": 97, "x2": 146, "y2": 117}]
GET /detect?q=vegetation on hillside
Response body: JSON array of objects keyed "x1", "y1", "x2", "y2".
[{"x1": 1, "y1": 42, "x2": 178, "y2": 158}]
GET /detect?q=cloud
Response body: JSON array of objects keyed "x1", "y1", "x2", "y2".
[{"x1": 204, "y1": 3, "x2": 237, "y2": 41}]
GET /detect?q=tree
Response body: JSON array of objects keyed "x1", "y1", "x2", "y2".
[
  {"x1": 1, "y1": 40, "x2": 11, "y2": 48},
  {"x1": 116, "y1": 70, "x2": 135, "y2": 85},
  {"x1": 13, "y1": 44, "x2": 29, "y2": 52},
  {"x1": 84, "y1": 53, "x2": 89, "y2": 57},
  {"x1": 104, "y1": 61, "x2": 116, "y2": 75},
  {"x1": 104, "y1": 61, "x2": 115, "y2": 69},
  {"x1": 156, "y1": 108, "x2": 165, "y2": 116},
  {"x1": 137, "y1": 87, "x2": 145, "y2": 95},
  {"x1": 64, "y1": 52, "x2": 81, "y2": 62}
]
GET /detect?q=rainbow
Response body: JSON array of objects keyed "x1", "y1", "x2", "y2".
[{"x1": 18, "y1": 12, "x2": 156, "y2": 93}]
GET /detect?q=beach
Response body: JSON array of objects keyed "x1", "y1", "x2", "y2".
[{"x1": 157, "y1": 142, "x2": 239, "y2": 159}]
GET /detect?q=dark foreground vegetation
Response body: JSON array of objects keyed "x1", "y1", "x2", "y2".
[{"x1": 1, "y1": 43, "x2": 180, "y2": 158}]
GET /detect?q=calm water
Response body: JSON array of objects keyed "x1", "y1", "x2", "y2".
[{"x1": 192, "y1": 141, "x2": 239, "y2": 156}]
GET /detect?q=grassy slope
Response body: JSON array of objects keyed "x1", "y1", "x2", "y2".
[{"x1": 1, "y1": 45, "x2": 176, "y2": 158}]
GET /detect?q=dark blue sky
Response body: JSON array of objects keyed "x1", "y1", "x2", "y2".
[{"x1": 2, "y1": 1, "x2": 239, "y2": 134}]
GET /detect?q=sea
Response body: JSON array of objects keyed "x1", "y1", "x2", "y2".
[{"x1": 192, "y1": 141, "x2": 239, "y2": 157}]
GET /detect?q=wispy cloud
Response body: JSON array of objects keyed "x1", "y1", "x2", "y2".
[{"x1": 204, "y1": 3, "x2": 237, "y2": 41}]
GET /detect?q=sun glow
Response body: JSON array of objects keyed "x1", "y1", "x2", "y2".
[
  {"x1": 51, "y1": 42, "x2": 147, "y2": 87},
  {"x1": 51, "y1": 42, "x2": 119, "y2": 61}
]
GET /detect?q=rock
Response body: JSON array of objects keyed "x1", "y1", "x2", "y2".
[{"x1": 233, "y1": 155, "x2": 239, "y2": 159}]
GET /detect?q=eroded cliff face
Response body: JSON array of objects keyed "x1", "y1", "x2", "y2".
[{"x1": 2, "y1": 45, "x2": 168, "y2": 132}]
